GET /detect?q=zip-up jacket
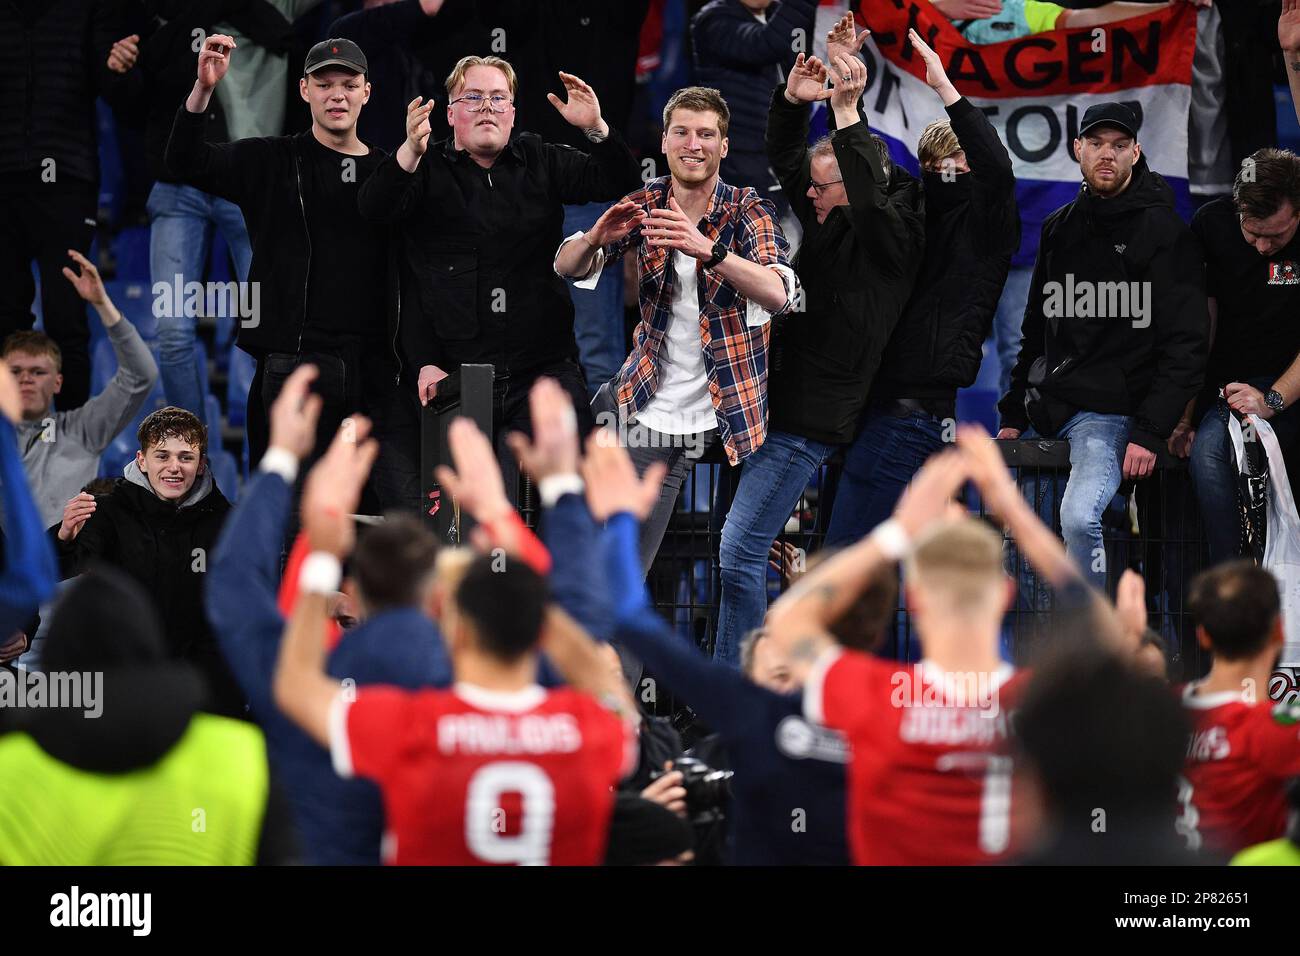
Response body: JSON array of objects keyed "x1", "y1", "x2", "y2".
[{"x1": 164, "y1": 106, "x2": 404, "y2": 379}]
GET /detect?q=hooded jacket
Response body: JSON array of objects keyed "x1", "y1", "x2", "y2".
[
  {"x1": 871, "y1": 97, "x2": 1020, "y2": 403},
  {"x1": 59, "y1": 460, "x2": 241, "y2": 715},
  {"x1": 0, "y1": 568, "x2": 294, "y2": 864},
  {"x1": 998, "y1": 156, "x2": 1209, "y2": 451}
]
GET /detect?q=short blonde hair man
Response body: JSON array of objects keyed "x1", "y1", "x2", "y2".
[
  {"x1": 917, "y1": 118, "x2": 961, "y2": 171},
  {"x1": 444, "y1": 55, "x2": 518, "y2": 98}
]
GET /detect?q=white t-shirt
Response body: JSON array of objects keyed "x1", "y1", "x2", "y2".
[{"x1": 635, "y1": 251, "x2": 718, "y2": 435}]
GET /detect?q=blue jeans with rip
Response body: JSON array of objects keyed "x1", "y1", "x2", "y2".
[
  {"x1": 714, "y1": 429, "x2": 836, "y2": 667},
  {"x1": 1019, "y1": 410, "x2": 1131, "y2": 594},
  {"x1": 148, "y1": 181, "x2": 252, "y2": 417}
]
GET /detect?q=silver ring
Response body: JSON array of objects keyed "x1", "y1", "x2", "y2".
[{"x1": 841, "y1": 74, "x2": 851, "y2": 81}]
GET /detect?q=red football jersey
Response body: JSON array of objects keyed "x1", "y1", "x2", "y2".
[
  {"x1": 330, "y1": 682, "x2": 635, "y2": 865},
  {"x1": 1179, "y1": 684, "x2": 1300, "y2": 856},
  {"x1": 805, "y1": 648, "x2": 1026, "y2": 866}
]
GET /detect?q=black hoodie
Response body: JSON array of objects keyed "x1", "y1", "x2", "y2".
[{"x1": 998, "y1": 156, "x2": 1209, "y2": 452}]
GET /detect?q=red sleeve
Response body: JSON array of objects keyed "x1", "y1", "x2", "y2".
[
  {"x1": 803, "y1": 648, "x2": 879, "y2": 731},
  {"x1": 1247, "y1": 705, "x2": 1300, "y2": 780},
  {"x1": 279, "y1": 532, "x2": 344, "y2": 651},
  {"x1": 483, "y1": 511, "x2": 553, "y2": 576},
  {"x1": 330, "y1": 686, "x2": 421, "y2": 782}
]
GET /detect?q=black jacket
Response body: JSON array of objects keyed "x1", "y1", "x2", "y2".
[
  {"x1": 164, "y1": 106, "x2": 401, "y2": 368},
  {"x1": 59, "y1": 466, "x2": 242, "y2": 716},
  {"x1": 0, "y1": 0, "x2": 129, "y2": 184},
  {"x1": 763, "y1": 87, "x2": 925, "y2": 445},
  {"x1": 872, "y1": 97, "x2": 1019, "y2": 403},
  {"x1": 112, "y1": 0, "x2": 291, "y2": 183},
  {"x1": 357, "y1": 130, "x2": 641, "y2": 377},
  {"x1": 691, "y1": 0, "x2": 818, "y2": 165},
  {"x1": 998, "y1": 156, "x2": 1209, "y2": 452}
]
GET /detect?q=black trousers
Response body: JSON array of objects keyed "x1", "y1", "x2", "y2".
[
  {"x1": 0, "y1": 177, "x2": 98, "y2": 409},
  {"x1": 247, "y1": 343, "x2": 409, "y2": 515}
]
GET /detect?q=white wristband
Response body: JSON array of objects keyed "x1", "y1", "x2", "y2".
[
  {"x1": 260, "y1": 446, "x2": 299, "y2": 484},
  {"x1": 300, "y1": 552, "x2": 343, "y2": 594},
  {"x1": 869, "y1": 519, "x2": 911, "y2": 561},
  {"x1": 538, "y1": 473, "x2": 585, "y2": 509}
]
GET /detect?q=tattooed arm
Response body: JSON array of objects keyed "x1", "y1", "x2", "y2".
[{"x1": 767, "y1": 449, "x2": 969, "y2": 684}]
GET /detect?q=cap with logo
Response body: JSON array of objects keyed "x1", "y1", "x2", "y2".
[
  {"x1": 1077, "y1": 102, "x2": 1139, "y2": 140},
  {"x1": 304, "y1": 38, "x2": 368, "y2": 76}
]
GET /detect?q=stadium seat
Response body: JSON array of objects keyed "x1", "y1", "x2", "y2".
[
  {"x1": 102, "y1": 279, "x2": 158, "y2": 340},
  {"x1": 111, "y1": 226, "x2": 152, "y2": 283},
  {"x1": 209, "y1": 448, "x2": 239, "y2": 502}
]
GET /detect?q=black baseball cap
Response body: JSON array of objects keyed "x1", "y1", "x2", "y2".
[
  {"x1": 1078, "y1": 102, "x2": 1139, "y2": 140},
  {"x1": 304, "y1": 38, "x2": 368, "y2": 76}
]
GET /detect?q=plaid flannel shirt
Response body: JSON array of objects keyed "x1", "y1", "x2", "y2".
[{"x1": 574, "y1": 176, "x2": 795, "y2": 465}]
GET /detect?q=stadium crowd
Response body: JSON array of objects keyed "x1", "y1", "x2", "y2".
[{"x1": 1, "y1": 0, "x2": 1300, "y2": 867}]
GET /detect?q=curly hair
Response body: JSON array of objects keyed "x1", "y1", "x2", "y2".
[{"x1": 137, "y1": 406, "x2": 207, "y2": 458}]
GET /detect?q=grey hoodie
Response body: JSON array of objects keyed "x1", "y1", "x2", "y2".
[
  {"x1": 121, "y1": 456, "x2": 215, "y2": 510},
  {"x1": 15, "y1": 320, "x2": 159, "y2": 529}
]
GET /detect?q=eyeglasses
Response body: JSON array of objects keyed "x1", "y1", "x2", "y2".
[
  {"x1": 809, "y1": 178, "x2": 844, "y2": 195},
  {"x1": 450, "y1": 93, "x2": 514, "y2": 113}
]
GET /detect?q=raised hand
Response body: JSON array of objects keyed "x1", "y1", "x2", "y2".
[
  {"x1": 784, "y1": 53, "x2": 833, "y2": 104},
  {"x1": 434, "y1": 417, "x2": 513, "y2": 526},
  {"x1": 404, "y1": 96, "x2": 435, "y2": 157},
  {"x1": 547, "y1": 72, "x2": 605, "y2": 134},
  {"x1": 891, "y1": 448, "x2": 969, "y2": 540},
  {"x1": 826, "y1": 11, "x2": 871, "y2": 65},
  {"x1": 582, "y1": 430, "x2": 666, "y2": 522},
  {"x1": 584, "y1": 200, "x2": 647, "y2": 248},
  {"x1": 0, "y1": 364, "x2": 18, "y2": 426},
  {"x1": 58, "y1": 492, "x2": 97, "y2": 542},
  {"x1": 1284, "y1": 0, "x2": 1300, "y2": 54},
  {"x1": 506, "y1": 378, "x2": 580, "y2": 483},
  {"x1": 1115, "y1": 568, "x2": 1149, "y2": 652},
  {"x1": 196, "y1": 34, "x2": 237, "y2": 90},
  {"x1": 107, "y1": 34, "x2": 139, "y2": 74},
  {"x1": 60, "y1": 249, "x2": 108, "y2": 307},
  {"x1": 828, "y1": 54, "x2": 868, "y2": 115},
  {"x1": 956, "y1": 422, "x2": 1019, "y2": 518},
  {"x1": 908, "y1": 28, "x2": 956, "y2": 98},
  {"x1": 268, "y1": 364, "x2": 324, "y2": 462},
  {"x1": 301, "y1": 415, "x2": 378, "y2": 557},
  {"x1": 642, "y1": 197, "x2": 713, "y2": 260}
]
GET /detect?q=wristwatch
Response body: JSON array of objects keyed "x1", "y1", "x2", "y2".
[
  {"x1": 1265, "y1": 389, "x2": 1286, "y2": 412},
  {"x1": 703, "y1": 240, "x2": 729, "y2": 270}
]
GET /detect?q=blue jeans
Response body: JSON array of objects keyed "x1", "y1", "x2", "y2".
[
  {"x1": 563, "y1": 202, "x2": 626, "y2": 399},
  {"x1": 980, "y1": 263, "x2": 1033, "y2": 399},
  {"x1": 1020, "y1": 410, "x2": 1131, "y2": 592},
  {"x1": 1189, "y1": 376, "x2": 1300, "y2": 563},
  {"x1": 148, "y1": 182, "x2": 252, "y2": 417},
  {"x1": 714, "y1": 430, "x2": 835, "y2": 667},
  {"x1": 825, "y1": 408, "x2": 947, "y2": 548}
]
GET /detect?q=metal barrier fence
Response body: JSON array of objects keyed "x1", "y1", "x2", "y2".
[
  {"x1": 645, "y1": 439, "x2": 1213, "y2": 684},
  {"x1": 418, "y1": 367, "x2": 1218, "y2": 690}
]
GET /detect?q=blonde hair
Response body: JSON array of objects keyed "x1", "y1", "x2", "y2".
[
  {"x1": 904, "y1": 518, "x2": 1005, "y2": 616},
  {"x1": 662, "y1": 86, "x2": 730, "y2": 138},
  {"x1": 918, "y1": 119, "x2": 962, "y2": 170},
  {"x1": 445, "y1": 55, "x2": 517, "y2": 98}
]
